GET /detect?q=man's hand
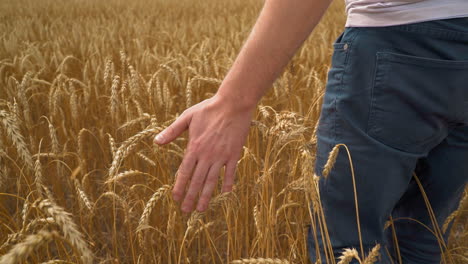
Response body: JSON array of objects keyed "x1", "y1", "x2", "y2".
[
  {"x1": 153, "y1": 93, "x2": 254, "y2": 213},
  {"x1": 153, "y1": 0, "x2": 332, "y2": 213}
]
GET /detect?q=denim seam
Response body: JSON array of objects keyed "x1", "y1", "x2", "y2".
[
  {"x1": 378, "y1": 24, "x2": 468, "y2": 41},
  {"x1": 365, "y1": 52, "x2": 380, "y2": 134},
  {"x1": 378, "y1": 51, "x2": 468, "y2": 68},
  {"x1": 336, "y1": 28, "x2": 361, "y2": 144}
]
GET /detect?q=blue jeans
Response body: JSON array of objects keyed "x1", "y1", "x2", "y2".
[{"x1": 307, "y1": 17, "x2": 468, "y2": 264}]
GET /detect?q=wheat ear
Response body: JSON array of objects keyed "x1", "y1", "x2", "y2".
[
  {"x1": 0, "y1": 110, "x2": 33, "y2": 170},
  {"x1": 322, "y1": 144, "x2": 340, "y2": 178},
  {"x1": 231, "y1": 258, "x2": 290, "y2": 264},
  {"x1": 337, "y1": 248, "x2": 361, "y2": 264},
  {"x1": 34, "y1": 199, "x2": 93, "y2": 264},
  {"x1": 137, "y1": 185, "x2": 171, "y2": 248},
  {"x1": 0, "y1": 230, "x2": 58, "y2": 264},
  {"x1": 363, "y1": 244, "x2": 380, "y2": 264}
]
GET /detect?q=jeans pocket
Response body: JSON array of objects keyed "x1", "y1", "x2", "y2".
[{"x1": 366, "y1": 51, "x2": 468, "y2": 154}]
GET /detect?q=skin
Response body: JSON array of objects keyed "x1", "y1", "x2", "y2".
[{"x1": 153, "y1": 0, "x2": 333, "y2": 213}]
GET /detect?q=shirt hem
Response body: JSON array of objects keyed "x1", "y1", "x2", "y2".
[{"x1": 345, "y1": 2, "x2": 468, "y2": 27}]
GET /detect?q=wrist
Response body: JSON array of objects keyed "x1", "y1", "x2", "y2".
[{"x1": 214, "y1": 84, "x2": 259, "y2": 114}]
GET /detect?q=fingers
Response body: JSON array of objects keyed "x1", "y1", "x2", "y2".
[
  {"x1": 181, "y1": 160, "x2": 210, "y2": 213},
  {"x1": 196, "y1": 162, "x2": 224, "y2": 212},
  {"x1": 222, "y1": 160, "x2": 237, "y2": 193},
  {"x1": 172, "y1": 153, "x2": 197, "y2": 202},
  {"x1": 154, "y1": 111, "x2": 191, "y2": 145}
]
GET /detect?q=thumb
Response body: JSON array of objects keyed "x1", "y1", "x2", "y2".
[{"x1": 154, "y1": 111, "x2": 190, "y2": 145}]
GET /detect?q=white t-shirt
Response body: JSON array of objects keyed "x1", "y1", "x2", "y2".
[{"x1": 345, "y1": 0, "x2": 468, "y2": 27}]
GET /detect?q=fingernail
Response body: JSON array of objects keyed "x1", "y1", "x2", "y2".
[{"x1": 154, "y1": 133, "x2": 164, "y2": 144}]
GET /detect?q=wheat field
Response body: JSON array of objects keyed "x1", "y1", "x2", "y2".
[{"x1": 0, "y1": 0, "x2": 466, "y2": 263}]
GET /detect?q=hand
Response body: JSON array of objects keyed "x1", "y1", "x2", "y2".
[{"x1": 153, "y1": 93, "x2": 255, "y2": 213}]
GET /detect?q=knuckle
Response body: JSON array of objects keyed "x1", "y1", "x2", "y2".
[
  {"x1": 221, "y1": 150, "x2": 233, "y2": 160},
  {"x1": 176, "y1": 169, "x2": 189, "y2": 179},
  {"x1": 166, "y1": 125, "x2": 175, "y2": 136},
  {"x1": 189, "y1": 140, "x2": 202, "y2": 152},
  {"x1": 213, "y1": 146, "x2": 225, "y2": 156},
  {"x1": 201, "y1": 152, "x2": 215, "y2": 162},
  {"x1": 184, "y1": 193, "x2": 195, "y2": 202},
  {"x1": 230, "y1": 150, "x2": 241, "y2": 160},
  {"x1": 221, "y1": 151, "x2": 232, "y2": 161},
  {"x1": 206, "y1": 177, "x2": 217, "y2": 185},
  {"x1": 198, "y1": 197, "x2": 210, "y2": 205}
]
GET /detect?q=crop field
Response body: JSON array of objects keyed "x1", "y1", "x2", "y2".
[{"x1": 0, "y1": 0, "x2": 466, "y2": 263}]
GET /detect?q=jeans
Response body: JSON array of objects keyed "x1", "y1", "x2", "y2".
[{"x1": 307, "y1": 17, "x2": 468, "y2": 264}]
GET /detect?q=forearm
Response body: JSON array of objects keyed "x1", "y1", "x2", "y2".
[{"x1": 216, "y1": 0, "x2": 333, "y2": 110}]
